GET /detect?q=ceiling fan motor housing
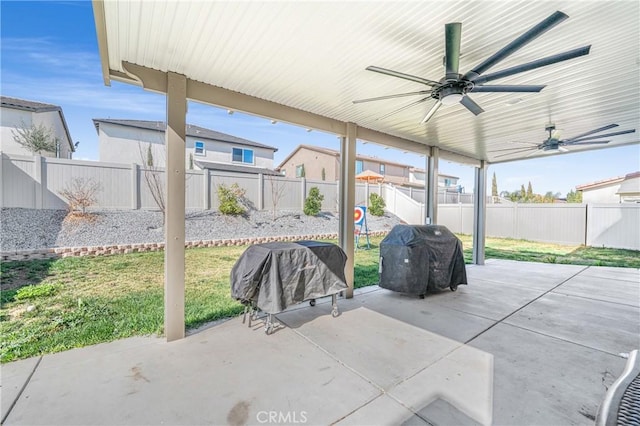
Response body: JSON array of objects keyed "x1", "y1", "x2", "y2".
[{"x1": 435, "y1": 80, "x2": 471, "y2": 102}]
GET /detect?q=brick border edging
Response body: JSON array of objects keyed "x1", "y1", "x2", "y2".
[{"x1": 1, "y1": 231, "x2": 390, "y2": 262}]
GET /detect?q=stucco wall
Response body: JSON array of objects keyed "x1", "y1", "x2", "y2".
[
  {"x1": 582, "y1": 183, "x2": 621, "y2": 203},
  {"x1": 0, "y1": 108, "x2": 72, "y2": 158},
  {"x1": 279, "y1": 149, "x2": 337, "y2": 180}
]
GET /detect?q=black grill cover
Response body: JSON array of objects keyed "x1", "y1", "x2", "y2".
[
  {"x1": 379, "y1": 225, "x2": 467, "y2": 295},
  {"x1": 231, "y1": 241, "x2": 348, "y2": 314}
]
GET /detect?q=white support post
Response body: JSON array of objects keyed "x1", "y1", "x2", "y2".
[
  {"x1": 203, "y1": 168, "x2": 210, "y2": 210},
  {"x1": 131, "y1": 163, "x2": 139, "y2": 210},
  {"x1": 426, "y1": 147, "x2": 439, "y2": 224},
  {"x1": 472, "y1": 161, "x2": 487, "y2": 265},
  {"x1": 164, "y1": 72, "x2": 187, "y2": 342},
  {"x1": 339, "y1": 123, "x2": 356, "y2": 298},
  {"x1": 258, "y1": 173, "x2": 264, "y2": 210}
]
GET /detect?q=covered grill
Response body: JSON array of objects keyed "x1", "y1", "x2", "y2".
[
  {"x1": 379, "y1": 225, "x2": 467, "y2": 297},
  {"x1": 231, "y1": 241, "x2": 348, "y2": 333}
]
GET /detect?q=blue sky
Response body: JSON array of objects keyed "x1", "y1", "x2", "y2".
[{"x1": 2, "y1": 1, "x2": 638, "y2": 197}]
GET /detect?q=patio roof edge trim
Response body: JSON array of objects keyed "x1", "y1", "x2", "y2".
[
  {"x1": 115, "y1": 62, "x2": 431, "y2": 154},
  {"x1": 438, "y1": 149, "x2": 481, "y2": 167},
  {"x1": 92, "y1": 0, "x2": 110, "y2": 87}
]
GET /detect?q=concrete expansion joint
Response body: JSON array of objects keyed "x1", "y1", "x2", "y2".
[
  {"x1": 2, "y1": 356, "x2": 43, "y2": 425},
  {"x1": 1, "y1": 230, "x2": 390, "y2": 261}
]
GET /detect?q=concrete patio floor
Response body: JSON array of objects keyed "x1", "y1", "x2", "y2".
[{"x1": 2, "y1": 259, "x2": 638, "y2": 425}]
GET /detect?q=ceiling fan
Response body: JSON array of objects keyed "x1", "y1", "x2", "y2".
[
  {"x1": 491, "y1": 124, "x2": 637, "y2": 158},
  {"x1": 353, "y1": 11, "x2": 591, "y2": 124}
]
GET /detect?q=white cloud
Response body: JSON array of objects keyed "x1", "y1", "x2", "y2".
[
  {"x1": 2, "y1": 37, "x2": 101, "y2": 77},
  {"x1": 2, "y1": 71, "x2": 166, "y2": 116}
]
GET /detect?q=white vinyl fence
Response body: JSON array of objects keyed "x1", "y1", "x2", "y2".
[
  {"x1": 2, "y1": 153, "x2": 638, "y2": 250},
  {"x1": 436, "y1": 203, "x2": 640, "y2": 250}
]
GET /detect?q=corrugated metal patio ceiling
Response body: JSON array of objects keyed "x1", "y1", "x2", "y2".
[{"x1": 95, "y1": 1, "x2": 639, "y2": 164}]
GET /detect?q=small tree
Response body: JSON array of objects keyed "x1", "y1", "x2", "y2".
[
  {"x1": 59, "y1": 177, "x2": 101, "y2": 215},
  {"x1": 369, "y1": 193, "x2": 386, "y2": 216},
  {"x1": 491, "y1": 172, "x2": 498, "y2": 197},
  {"x1": 566, "y1": 189, "x2": 583, "y2": 203},
  {"x1": 266, "y1": 175, "x2": 286, "y2": 220},
  {"x1": 138, "y1": 143, "x2": 165, "y2": 220},
  {"x1": 12, "y1": 121, "x2": 58, "y2": 155},
  {"x1": 218, "y1": 183, "x2": 246, "y2": 215},
  {"x1": 146, "y1": 144, "x2": 154, "y2": 167},
  {"x1": 303, "y1": 187, "x2": 323, "y2": 216},
  {"x1": 526, "y1": 181, "x2": 534, "y2": 201}
]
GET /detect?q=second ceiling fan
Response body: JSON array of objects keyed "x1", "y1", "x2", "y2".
[{"x1": 354, "y1": 11, "x2": 591, "y2": 124}]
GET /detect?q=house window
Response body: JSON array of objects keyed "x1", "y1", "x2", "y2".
[
  {"x1": 379, "y1": 164, "x2": 386, "y2": 175},
  {"x1": 356, "y1": 160, "x2": 363, "y2": 174},
  {"x1": 232, "y1": 147, "x2": 254, "y2": 164},
  {"x1": 296, "y1": 164, "x2": 305, "y2": 178},
  {"x1": 444, "y1": 178, "x2": 451, "y2": 187},
  {"x1": 194, "y1": 141, "x2": 205, "y2": 156}
]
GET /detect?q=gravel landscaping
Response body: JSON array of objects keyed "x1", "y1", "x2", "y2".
[{"x1": 0, "y1": 208, "x2": 403, "y2": 251}]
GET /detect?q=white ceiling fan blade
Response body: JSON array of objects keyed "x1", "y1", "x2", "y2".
[{"x1": 420, "y1": 101, "x2": 442, "y2": 124}]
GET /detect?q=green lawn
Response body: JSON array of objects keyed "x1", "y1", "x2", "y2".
[{"x1": 1, "y1": 235, "x2": 638, "y2": 362}]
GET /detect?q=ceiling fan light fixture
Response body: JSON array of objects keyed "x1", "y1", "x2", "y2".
[{"x1": 441, "y1": 93, "x2": 463, "y2": 105}]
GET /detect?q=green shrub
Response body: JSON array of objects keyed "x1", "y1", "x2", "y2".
[
  {"x1": 369, "y1": 193, "x2": 386, "y2": 216},
  {"x1": 303, "y1": 187, "x2": 324, "y2": 216},
  {"x1": 218, "y1": 183, "x2": 246, "y2": 215}
]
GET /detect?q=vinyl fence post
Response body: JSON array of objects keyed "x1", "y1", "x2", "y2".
[
  {"x1": 0, "y1": 153, "x2": 4, "y2": 208},
  {"x1": 131, "y1": 163, "x2": 139, "y2": 209},
  {"x1": 514, "y1": 203, "x2": 519, "y2": 239},
  {"x1": 34, "y1": 155, "x2": 45, "y2": 209},
  {"x1": 364, "y1": 182, "x2": 369, "y2": 207},
  {"x1": 258, "y1": 173, "x2": 264, "y2": 210},
  {"x1": 301, "y1": 177, "x2": 307, "y2": 210},
  {"x1": 584, "y1": 204, "x2": 589, "y2": 246},
  {"x1": 203, "y1": 168, "x2": 210, "y2": 210}
]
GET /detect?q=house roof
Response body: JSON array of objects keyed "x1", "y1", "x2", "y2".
[
  {"x1": 277, "y1": 144, "x2": 459, "y2": 179},
  {"x1": 1, "y1": 96, "x2": 61, "y2": 113},
  {"x1": 576, "y1": 171, "x2": 640, "y2": 191},
  {"x1": 194, "y1": 159, "x2": 281, "y2": 176},
  {"x1": 92, "y1": 118, "x2": 277, "y2": 152},
  {"x1": 1, "y1": 96, "x2": 75, "y2": 152},
  {"x1": 616, "y1": 175, "x2": 640, "y2": 195},
  {"x1": 277, "y1": 144, "x2": 421, "y2": 170}
]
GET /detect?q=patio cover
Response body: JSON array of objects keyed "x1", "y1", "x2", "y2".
[{"x1": 92, "y1": 0, "x2": 639, "y2": 340}]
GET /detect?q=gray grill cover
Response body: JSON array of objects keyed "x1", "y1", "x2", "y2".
[
  {"x1": 379, "y1": 225, "x2": 467, "y2": 295},
  {"x1": 231, "y1": 241, "x2": 348, "y2": 314}
]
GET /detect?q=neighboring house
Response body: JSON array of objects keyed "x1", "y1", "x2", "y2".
[
  {"x1": 94, "y1": 119, "x2": 278, "y2": 173},
  {"x1": 1, "y1": 96, "x2": 75, "y2": 158},
  {"x1": 408, "y1": 168, "x2": 460, "y2": 190},
  {"x1": 576, "y1": 171, "x2": 640, "y2": 203},
  {"x1": 276, "y1": 144, "x2": 459, "y2": 189}
]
